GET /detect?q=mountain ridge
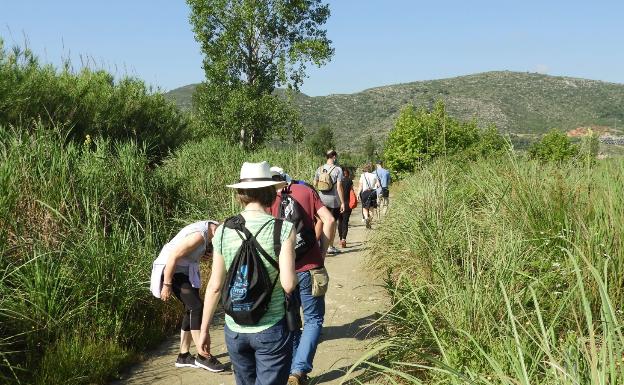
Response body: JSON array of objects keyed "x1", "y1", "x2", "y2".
[{"x1": 165, "y1": 71, "x2": 624, "y2": 149}]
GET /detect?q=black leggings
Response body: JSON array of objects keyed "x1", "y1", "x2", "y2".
[
  {"x1": 338, "y1": 210, "x2": 351, "y2": 240},
  {"x1": 170, "y1": 273, "x2": 203, "y2": 331}
]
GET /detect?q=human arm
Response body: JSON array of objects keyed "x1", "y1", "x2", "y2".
[
  {"x1": 160, "y1": 233, "x2": 205, "y2": 301},
  {"x1": 356, "y1": 174, "x2": 363, "y2": 197},
  {"x1": 279, "y1": 228, "x2": 297, "y2": 294},
  {"x1": 337, "y1": 179, "x2": 345, "y2": 213},
  {"x1": 316, "y1": 205, "x2": 335, "y2": 258},
  {"x1": 198, "y1": 248, "x2": 227, "y2": 356},
  {"x1": 314, "y1": 215, "x2": 323, "y2": 240}
]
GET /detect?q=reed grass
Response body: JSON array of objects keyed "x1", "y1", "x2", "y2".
[
  {"x1": 0, "y1": 123, "x2": 320, "y2": 384},
  {"x1": 366, "y1": 156, "x2": 624, "y2": 384}
]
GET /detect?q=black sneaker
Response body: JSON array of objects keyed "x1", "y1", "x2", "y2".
[
  {"x1": 175, "y1": 353, "x2": 198, "y2": 368},
  {"x1": 195, "y1": 354, "x2": 226, "y2": 372}
]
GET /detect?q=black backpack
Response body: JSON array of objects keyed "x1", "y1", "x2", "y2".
[
  {"x1": 220, "y1": 215, "x2": 283, "y2": 326},
  {"x1": 277, "y1": 186, "x2": 317, "y2": 260}
]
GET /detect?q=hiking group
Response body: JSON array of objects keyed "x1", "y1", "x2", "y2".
[{"x1": 149, "y1": 149, "x2": 391, "y2": 385}]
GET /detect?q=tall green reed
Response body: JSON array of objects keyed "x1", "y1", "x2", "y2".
[{"x1": 365, "y1": 157, "x2": 624, "y2": 384}]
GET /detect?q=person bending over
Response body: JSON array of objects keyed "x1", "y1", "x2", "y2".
[{"x1": 150, "y1": 220, "x2": 226, "y2": 372}]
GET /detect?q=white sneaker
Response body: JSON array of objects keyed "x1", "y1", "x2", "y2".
[{"x1": 328, "y1": 246, "x2": 340, "y2": 254}]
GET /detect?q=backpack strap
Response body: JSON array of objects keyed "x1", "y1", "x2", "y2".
[
  {"x1": 273, "y1": 218, "x2": 283, "y2": 259},
  {"x1": 249, "y1": 219, "x2": 280, "y2": 271},
  {"x1": 363, "y1": 173, "x2": 372, "y2": 190},
  {"x1": 328, "y1": 166, "x2": 336, "y2": 182}
]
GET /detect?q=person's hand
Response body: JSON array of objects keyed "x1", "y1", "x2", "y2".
[
  {"x1": 340, "y1": 203, "x2": 345, "y2": 213},
  {"x1": 198, "y1": 330, "x2": 211, "y2": 356},
  {"x1": 160, "y1": 285, "x2": 172, "y2": 301}
]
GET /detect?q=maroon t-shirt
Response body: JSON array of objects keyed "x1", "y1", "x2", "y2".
[{"x1": 270, "y1": 183, "x2": 324, "y2": 272}]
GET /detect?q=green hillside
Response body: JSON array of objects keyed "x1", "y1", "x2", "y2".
[{"x1": 165, "y1": 71, "x2": 624, "y2": 149}]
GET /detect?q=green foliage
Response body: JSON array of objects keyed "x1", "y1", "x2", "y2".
[
  {"x1": 0, "y1": 121, "x2": 321, "y2": 384},
  {"x1": 0, "y1": 40, "x2": 188, "y2": 160},
  {"x1": 167, "y1": 71, "x2": 624, "y2": 152},
  {"x1": 35, "y1": 336, "x2": 132, "y2": 385},
  {"x1": 186, "y1": 0, "x2": 333, "y2": 149},
  {"x1": 528, "y1": 129, "x2": 579, "y2": 162},
  {"x1": 363, "y1": 134, "x2": 376, "y2": 160},
  {"x1": 368, "y1": 158, "x2": 624, "y2": 384},
  {"x1": 0, "y1": 125, "x2": 179, "y2": 384},
  {"x1": 192, "y1": 83, "x2": 303, "y2": 148},
  {"x1": 305, "y1": 125, "x2": 334, "y2": 157},
  {"x1": 384, "y1": 101, "x2": 508, "y2": 174}
]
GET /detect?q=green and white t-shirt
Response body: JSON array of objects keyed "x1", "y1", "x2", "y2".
[{"x1": 213, "y1": 212, "x2": 293, "y2": 333}]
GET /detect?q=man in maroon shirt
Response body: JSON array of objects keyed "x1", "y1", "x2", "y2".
[{"x1": 270, "y1": 167, "x2": 335, "y2": 385}]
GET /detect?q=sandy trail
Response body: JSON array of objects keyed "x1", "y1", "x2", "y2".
[{"x1": 113, "y1": 210, "x2": 384, "y2": 385}]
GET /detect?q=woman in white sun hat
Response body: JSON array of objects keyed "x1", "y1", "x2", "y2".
[{"x1": 198, "y1": 161, "x2": 298, "y2": 385}]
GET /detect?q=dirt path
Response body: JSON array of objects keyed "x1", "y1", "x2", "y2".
[{"x1": 113, "y1": 211, "x2": 384, "y2": 385}]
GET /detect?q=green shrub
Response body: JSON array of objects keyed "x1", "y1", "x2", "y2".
[
  {"x1": 0, "y1": 40, "x2": 188, "y2": 160},
  {"x1": 528, "y1": 129, "x2": 579, "y2": 162},
  {"x1": 383, "y1": 101, "x2": 508, "y2": 175}
]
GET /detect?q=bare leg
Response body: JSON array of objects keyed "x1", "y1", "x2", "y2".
[
  {"x1": 328, "y1": 219, "x2": 337, "y2": 248},
  {"x1": 363, "y1": 208, "x2": 371, "y2": 228},
  {"x1": 180, "y1": 330, "x2": 192, "y2": 354},
  {"x1": 190, "y1": 330, "x2": 206, "y2": 355}
]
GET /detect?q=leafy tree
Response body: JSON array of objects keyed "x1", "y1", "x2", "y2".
[
  {"x1": 187, "y1": 0, "x2": 333, "y2": 149},
  {"x1": 306, "y1": 125, "x2": 334, "y2": 156},
  {"x1": 384, "y1": 101, "x2": 507, "y2": 173},
  {"x1": 528, "y1": 129, "x2": 579, "y2": 163},
  {"x1": 0, "y1": 41, "x2": 188, "y2": 160},
  {"x1": 363, "y1": 134, "x2": 376, "y2": 160}
]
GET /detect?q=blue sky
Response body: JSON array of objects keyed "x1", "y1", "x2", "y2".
[{"x1": 2, "y1": 0, "x2": 623, "y2": 96}]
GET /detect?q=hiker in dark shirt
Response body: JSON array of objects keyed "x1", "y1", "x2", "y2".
[{"x1": 338, "y1": 168, "x2": 356, "y2": 248}]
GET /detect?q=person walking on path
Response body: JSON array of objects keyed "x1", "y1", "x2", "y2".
[
  {"x1": 150, "y1": 221, "x2": 226, "y2": 372},
  {"x1": 356, "y1": 163, "x2": 380, "y2": 229},
  {"x1": 198, "y1": 161, "x2": 298, "y2": 385},
  {"x1": 374, "y1": 160, "x2": 391, "y2": 217},
  {"x1": 338, "y1": 168, "x2": 356, "y2": 248},
  {"x1": 270, "y1": 166, "x2": 334, "y2": 385},
  {"x1": 314, "y1": 150, "x2": 345, "y2": 255}
]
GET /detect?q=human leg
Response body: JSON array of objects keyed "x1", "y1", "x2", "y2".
[
  {"x1": 172, "y1": 274, "x2": 204, "y2": 348},
  {"x1": 328, "y1": 207, "x2": 341, "y2": 253},
  {"x1": 172, "y1": 274, "x2": 224, "y2": 371},
  {"x1": 252, "y1": 319, "x2": 293, "y2": 385},
  {"x1": 342, "y1": 210, "x2": 351, "y2": 241},
  {"x1": 338, "y1": 211, "x2": 351, "y2": 247},
  {"x1": 291, "y1": 271, "x2": 325, "y2": 376},
  {"x1": 180, "y1": 330, "x2": 192, "y2": 354},
  {"x1": 225, "y1": 325, "x2": 256, "y2": 385}
]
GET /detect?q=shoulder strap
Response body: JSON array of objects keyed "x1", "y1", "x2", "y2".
[
  {"x1": 328, "y1": 166, "x2": 337, "y2": 182},
  {"x1": 364, "y1": 173, "x2": 372, "y2": 189},
  {"x1": 273, "y1": 219, "x2": 283, "y2": 260},
  {"x1": 250, "y1": 219, "x2": 280, "y2": 271}
]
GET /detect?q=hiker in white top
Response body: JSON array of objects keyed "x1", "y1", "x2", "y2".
[
  {"x1": 150, "y1": 221, "x2": 226, "y2": 372},
  {"x1": 313, "y1": 149, "x2": 345, "y2": 254},
  {"x1": 356, "y1": 163, "x2": 380, "y2": 229}
]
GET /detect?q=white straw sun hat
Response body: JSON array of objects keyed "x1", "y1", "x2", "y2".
[
  {"x1": 269, "y1": 166, "x2": 292, "y2": 184},
  {"x1": 226, "y1": 161, "x2": 287, "y2": 189}
]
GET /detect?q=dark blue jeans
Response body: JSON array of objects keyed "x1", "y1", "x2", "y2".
[
  {"x1": 225, "y1": 318, "x2": 293, "y2": 385},
  {"x1": 291, "y1": 270, "x2": 325, "y2": 375}
]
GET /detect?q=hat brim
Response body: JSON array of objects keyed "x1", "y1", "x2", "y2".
[{"x1": 226, "y1": 180, "x2": 287, "y2": 189}]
